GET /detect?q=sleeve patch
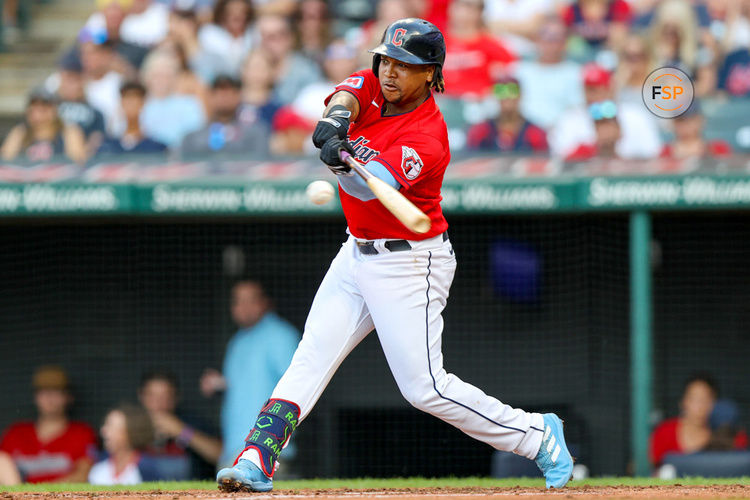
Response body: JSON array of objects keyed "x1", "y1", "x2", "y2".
[
  {"x1": 339, "y1": 76, "x2": 364, "y2": 89},
  {"x1": 401, "y1": 146, "x2": 423, "y2": 180}
]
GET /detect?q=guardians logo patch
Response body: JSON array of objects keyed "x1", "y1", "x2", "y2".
[{"x1": 401, "y1": 146, "x2": 423, "y2": 180}]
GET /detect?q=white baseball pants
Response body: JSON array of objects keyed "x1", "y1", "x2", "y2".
[{"x1": 271, "y1": 233, "x2": 544, "y2": 459}]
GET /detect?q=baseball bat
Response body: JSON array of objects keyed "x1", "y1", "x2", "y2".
[{"x1": 339, "y1": 150, "x2": 431, "y2": 234}]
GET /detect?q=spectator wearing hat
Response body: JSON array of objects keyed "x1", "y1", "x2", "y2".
[
  {"x1": 269, "y1": 106, "x2": 316, "y2": 155},
  {"x1": 660, "y1": 101, "x2": 732, "y2": 159},
  {"x1": 1, "y1": 90, "x2": 88, "y2": 165},
  {"x1": 515, "y1": 17, "x2": 584, "y2": 129},
  {"x1": 549, "y1": 63, "x2": 661, "y2": 160},
  {"x1": 0, "y1": 366, "x2": 97, "y2": 484},
  {"x1": 466, "y1": 77, "x2": 548, "y2": 153},
  {"x1": 441, "y1": 0, "x2": 515, "y2": 99},
  {"x1": 97, "y1": 82, "x2": 168, "y2": 155},
  {"x1": 564, "y1": 99, "x2": 622, "y2": 161},
  {"x1": 180, "y1": 75, "x2": 269, "y2": 156},
  {"x1": 140, "y1": 49, "x2": 206, "y2": 148},
  {"x1": 56, "y1": 57, "x2": 107, "y2": 157},
  {"x1": 88, "y1": 404, "x2": 160, "y2": 485}
]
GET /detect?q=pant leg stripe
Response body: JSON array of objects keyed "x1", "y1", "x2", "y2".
[{"x1": 423, "y1": 251, "x2": 527, "y2": 435}]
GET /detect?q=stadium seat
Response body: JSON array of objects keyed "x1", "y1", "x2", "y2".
[{"x1": 663, "y1": 451, "x2": 750, "y2": 478}]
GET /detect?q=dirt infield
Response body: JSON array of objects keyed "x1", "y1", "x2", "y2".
[{"x1": 3, "y1": 485, "x2": 750, "y2": 500}]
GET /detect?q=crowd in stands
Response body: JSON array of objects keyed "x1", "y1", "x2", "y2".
[
  {"x1": 3, "y1": 0, "x2": 750, "y2": 165},
  {"x1": 0, "y1": 280, "x2": 300, "y2": 485}
]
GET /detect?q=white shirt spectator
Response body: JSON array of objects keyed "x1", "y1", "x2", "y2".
[
  {"x1": 548, "y1": 102, "x2": 663, "y2": 159},
  {"x1": 120, "y1": 1, "x2": 170, "y2": 47},
  {"x1": 483, "y1": 0, "x2": 554, "y2": 56},
  {"x1": 88, "y1": 458, "x2": 142, "y2": 485},
  {"x1": 194, "y1": 24, "x2": 254, "y2": 82},
  {"x1": 85, "y1": 71, "x2": 125, "y2": 136},
  {"x1": 515, "y1": 60, "x2": 584, "y2": 129}
]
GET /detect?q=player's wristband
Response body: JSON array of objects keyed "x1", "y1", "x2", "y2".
[{"x1": 325, "y1": 104, "x2": 352, "y2": 121}]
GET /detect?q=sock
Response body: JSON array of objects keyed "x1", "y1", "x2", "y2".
[{"x1": 237, "y1": 398, "x2": 300, "y2": 477}]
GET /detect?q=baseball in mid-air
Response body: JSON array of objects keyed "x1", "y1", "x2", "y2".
[{"x1": 306, "y1": 180, "x2": 335, "y2": 205}]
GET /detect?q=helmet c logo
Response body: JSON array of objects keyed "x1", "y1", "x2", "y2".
[{"x1": 391, "y1": 28, "x2": 407, "y2": 47}]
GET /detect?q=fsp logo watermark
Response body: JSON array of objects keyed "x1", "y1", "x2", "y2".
[{"x1": 642, "y1": 67, "x2": 694, "y2": 118}]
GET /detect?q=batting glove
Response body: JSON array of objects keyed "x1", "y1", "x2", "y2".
[
  {"x1": 312, "y1": 105, "x2": 351, "y2": 149},
  {"x1": 320, "y1": 137, "x2": 354, "y2": 175}
]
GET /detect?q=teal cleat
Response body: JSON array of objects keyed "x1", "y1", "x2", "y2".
[
  {"x1": 217, "y1": 458, "x2": 273, "y2": 493},
  {"x1": 534, "y1": 413, "x2": 574, "y2": 489}
]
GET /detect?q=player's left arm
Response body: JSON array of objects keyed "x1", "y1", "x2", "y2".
[{"x1": 337, "y1": 161, "x2": 401, "y2": 201}]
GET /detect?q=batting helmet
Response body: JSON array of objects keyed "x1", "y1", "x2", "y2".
[{"x1": 370, "y1": 18, "x2": 446, "y2": 88}]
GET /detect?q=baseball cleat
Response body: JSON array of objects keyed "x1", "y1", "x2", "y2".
[
  {"x1": 216, "y1": 459, "x2": 273, "y2": 493},
  {"x1": 534, "y1": 413, "x2": 574, "y2": 489}
]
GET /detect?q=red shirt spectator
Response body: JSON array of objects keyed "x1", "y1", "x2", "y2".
[
  {"x1": 442, "y1": 33, "x2": 515, "y2": 97},
  {"x1": 442, "y1": 0, "x2": 515, "y2": 98},
  {"x1": 0, "y1": 422, "x2": 96, "y2": 483},
  {"x1": 651, "y1": 417, "x2": 748, "y2": 466},
  {"x1": 562, "y1": 0, "x2": 631, "y2": 49},
  {"x1": 0, "y1": 366, "x2": 96, "y2": 484},
  {"x1": 467, "y1": 77, "x2": 547, "y2": 153}
]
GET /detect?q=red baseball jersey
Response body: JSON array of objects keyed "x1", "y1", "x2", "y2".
[
  {"x1": 326, "y1": 69, "x2": 450, "y2": 240},
  {"x1": 0, "y1": 421, "x2": 97, "y2": 483}
]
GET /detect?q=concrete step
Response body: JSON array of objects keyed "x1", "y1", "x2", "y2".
[{"x1": 0, "y1": 0, "x2": 93, "y2": 116}]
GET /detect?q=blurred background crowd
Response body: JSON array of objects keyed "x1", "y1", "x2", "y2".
[{"x1": 2, "y1": 0, "x2": 750, "y2": 166}]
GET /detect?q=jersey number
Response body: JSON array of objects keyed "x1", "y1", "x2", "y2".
[{"x1": 391, "y1": 28, "x2": 407, "y2": 47}]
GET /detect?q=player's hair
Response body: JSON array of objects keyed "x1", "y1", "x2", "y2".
[
  {"x1": 431, "y1": 66, "x2": 445, "y2": 93},
  {"x1": 682, "y1": 372, "x2": 719, "y2": 399},
  {"x1": 139, "y1": 370, "x2": 179, "y2": 393}
]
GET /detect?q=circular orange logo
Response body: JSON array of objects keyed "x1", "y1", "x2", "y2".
[{"x1": 642, "y1": 67, "x2": 694, "y2": 118}]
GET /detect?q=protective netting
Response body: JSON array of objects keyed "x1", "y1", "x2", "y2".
[{"x1": 0, "y1": 213, "x2": 745, "y2": 478}]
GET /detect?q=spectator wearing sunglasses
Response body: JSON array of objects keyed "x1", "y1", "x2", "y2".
[
  {"x1": 466, "y1": 77, "x2": 547, "y2": 153},
  {"x1": 550, "y1": 63, "x2": 661, "y2": 160},
  {"x1": 565, "y1": 100, "x2": 622, "y2": 161}
]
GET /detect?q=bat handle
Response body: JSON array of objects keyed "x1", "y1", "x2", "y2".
[{"x1": 339, "y1": 150, "x2": 352, "y2": 162}]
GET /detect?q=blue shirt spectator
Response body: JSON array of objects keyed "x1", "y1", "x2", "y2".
[
  {"x1": 141, "y1": 95, "x2": 205, "y2": 149},
  {"x1": 515, "y1": 19, "x2": 584, "y2": 129},
  {"x1": 201, "y1": 281, "x2": 299, "y2": 467},
  {"x1": 140, "y1": 49, "x2": 205, "y2": 148},
  {"x1": 97, "y1": 81, "x2": 169, "y2": 156},
  {"x1": 718, "y1": 48, "x2": 750, "y2": 97}
]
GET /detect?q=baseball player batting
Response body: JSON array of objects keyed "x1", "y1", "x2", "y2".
[{"x1": 217, "y1": 18, "x2": 573, "y2": 492}]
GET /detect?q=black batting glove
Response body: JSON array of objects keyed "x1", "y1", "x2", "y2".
[
  {"x1": 320, "y1": 137, "x2": 354, "y2": 176},
  {"x1": 312, "y1": 105, "x2": 351, "y2": 149}
]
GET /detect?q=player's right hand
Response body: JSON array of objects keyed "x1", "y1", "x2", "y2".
[{"x1": 312, "y1": 108, "x2": 351, "y2": 149}]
